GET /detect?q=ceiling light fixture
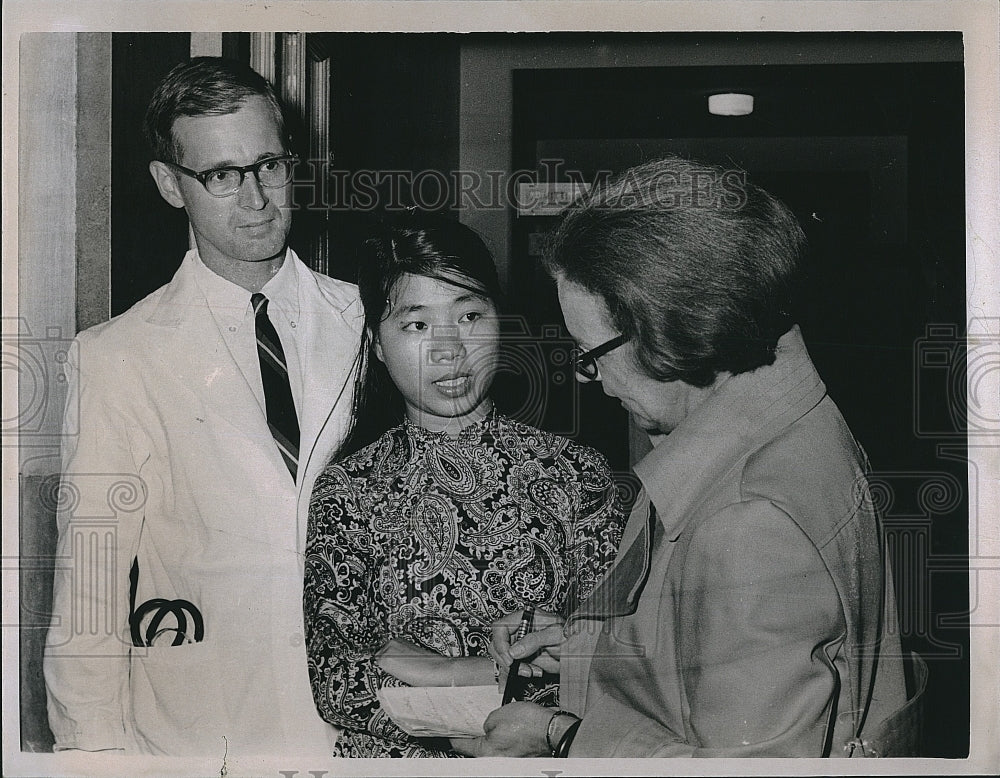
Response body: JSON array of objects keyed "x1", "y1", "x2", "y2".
[{"x1": 708, "y1": 92, "x2": 754, "y2": 116}]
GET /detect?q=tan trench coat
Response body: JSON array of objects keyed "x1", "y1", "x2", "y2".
[{"x1": 560, "y1": 327, "x2": 910, "y2": 757}]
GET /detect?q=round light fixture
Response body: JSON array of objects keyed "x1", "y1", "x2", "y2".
[{"x1": 708, "y1": 93, "x2": 754, "y2": 116}]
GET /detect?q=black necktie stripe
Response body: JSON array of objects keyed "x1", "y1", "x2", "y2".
[{"x1": 252, "y1": 293, "x2": 300, "y2": 481}]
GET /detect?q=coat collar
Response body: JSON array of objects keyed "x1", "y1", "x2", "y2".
[
  {"x1": 562, "y1": 329, "x2": 835, "y2": 719},
  {"x1": 145, "y1": 248, "x2": 358, "y2": 329},
  {"x1": 634, "y1": 326, "x2": 827, "y2": 542},
  {"x1": 137, "y1": 248, "x2": 362, "y2": 505},
  {"x1": 567, "y1": 327, "x2": 826, "y2": 628}
]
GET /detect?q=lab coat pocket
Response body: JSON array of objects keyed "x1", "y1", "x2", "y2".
[{"x1": 130, "y1": 640, "x2": 231, "y2": 753}]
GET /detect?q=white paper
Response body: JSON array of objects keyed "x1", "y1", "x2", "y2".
[{"x1": 377, "y1": 685, "x2": 503, "y2": 738}]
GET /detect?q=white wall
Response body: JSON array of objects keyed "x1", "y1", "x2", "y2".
[
  {"x1": 17, "y1": 33, "x2": 80, "y2": 479},
  {"x1": 13, "y1": 34, "x2": 112, "y2": 751}
]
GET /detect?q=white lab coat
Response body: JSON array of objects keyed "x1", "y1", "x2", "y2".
[{"x1": 44, "y1": 249, "x2": 362, "y2": 756}]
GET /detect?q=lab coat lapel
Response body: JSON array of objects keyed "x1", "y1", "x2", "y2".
[
  {"x1": 145, "y1": 252, "x2": 363, "y2": 554},
  {"x1": 143, "y1": 256, "x2": 290, "y2": 481},
  {"x1": 291, "y1": 262, "x2": 364, "y2": 553}
]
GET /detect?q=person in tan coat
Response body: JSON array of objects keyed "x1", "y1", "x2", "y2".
[{"x1": 454, "y1": 155, "x2": 915, "y2": 758}]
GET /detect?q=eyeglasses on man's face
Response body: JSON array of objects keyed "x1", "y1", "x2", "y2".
[
  {"x1": 570, "y1": 334, "x2": 629, "y2": 381},
  {"x1": 166, "y1": 155, "x2": 298, "y2": 197}
]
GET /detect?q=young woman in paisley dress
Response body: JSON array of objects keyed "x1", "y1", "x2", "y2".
[{"x1": 304, "y1": 216, "x2": 626, "y2": 757}]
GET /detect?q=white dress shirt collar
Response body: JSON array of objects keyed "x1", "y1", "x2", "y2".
[{"x1": 188, "y1": 248, "x2": 300, "y2": 328}]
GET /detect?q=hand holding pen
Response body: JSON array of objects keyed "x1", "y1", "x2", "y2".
[
  {"x1": 491, "y1": 607, "x2": 566, "y2": 694},
  {"x1": 500, "y1": 606, "x2": 535, "y2": 703}
]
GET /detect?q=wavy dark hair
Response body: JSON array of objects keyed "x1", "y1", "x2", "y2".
[
  {"x1": 143, "y1": 57, "x2": 288, "y2": 164},
  {"x1": 336, "y1": 214, "x2": 503, "y2": 459},
  {"x1": 543, "y1": 155, "x2": 806, "y2": 387}
]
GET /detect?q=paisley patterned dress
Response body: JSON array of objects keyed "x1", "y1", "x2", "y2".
[{"x1": 304, "y1": 411, "x2": 625, "y2": 757}]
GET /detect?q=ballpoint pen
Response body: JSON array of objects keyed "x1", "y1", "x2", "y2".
[{"x1": 501, "y1": 605, "x2": 536, "y2": 704}]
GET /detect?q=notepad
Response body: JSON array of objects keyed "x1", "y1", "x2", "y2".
[{"x1": 377, "y1": 685, "x2": 503, "y2": 738}]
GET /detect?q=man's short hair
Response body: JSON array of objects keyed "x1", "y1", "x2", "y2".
[
  {"x1": 143, "y1": 57, "x2": 287, "y2": 165},
  {"x1": 544, "y1": 155, "x2": 807, "y2": 387}
]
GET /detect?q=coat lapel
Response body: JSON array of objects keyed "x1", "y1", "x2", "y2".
[
  {"x1": 293, "y1": 264, "x2": 363, "y2": 492},
  {"x1": 143, "y1": 253, "x2": 290, "y2": 480},
  {"x1": 289, "y1": 260, "x2": 364, "y2": 554},
  {"x1": 142, "y1": 251, "x2": 362, "y2": 556},
  {"x1": 567, "y1": 502, "x2": 661, "y2": 626}
]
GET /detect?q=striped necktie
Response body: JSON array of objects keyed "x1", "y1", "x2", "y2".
[{"x1": 252, "y1": 293, "x2": 299, "y2": 481}]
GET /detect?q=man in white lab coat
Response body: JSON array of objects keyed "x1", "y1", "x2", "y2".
[{"x1": 44, "y1": 57, "x2": 362, "y2": 756}]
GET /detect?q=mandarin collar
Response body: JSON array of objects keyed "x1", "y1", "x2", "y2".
[{"x1": 402, "y1": 406, "x2": 500, "y2": 448}]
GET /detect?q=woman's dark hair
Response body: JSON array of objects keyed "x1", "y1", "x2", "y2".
[
  {"x1": 143, "y1": 57, "x2": 288, "y2": 164},
  {"x1": 543, "y1": 155, "x2": 807, "y2": 388},
  {"x1": 337, "y1": 214, "x2": 503, "y2": 458}
]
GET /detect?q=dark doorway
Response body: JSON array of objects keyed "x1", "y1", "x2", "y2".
[{"x1": 511, "y1": 53, "x2": 968, "y2": 757}]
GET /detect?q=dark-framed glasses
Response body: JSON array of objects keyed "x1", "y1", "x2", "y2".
[
  {"x1": 167, "y1": 155, "x2": 298, "y2": 197},
  {"x1": 571, "y1": 334, "x2": 629, "y2": 380}
]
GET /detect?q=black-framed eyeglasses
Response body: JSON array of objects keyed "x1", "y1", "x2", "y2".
[
  {"x1": 166, "y1": 155, "x2": 298, "y2": 197},
  {"x1": 570, "y1": 334, "x2": 629, "y2": 380}
]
